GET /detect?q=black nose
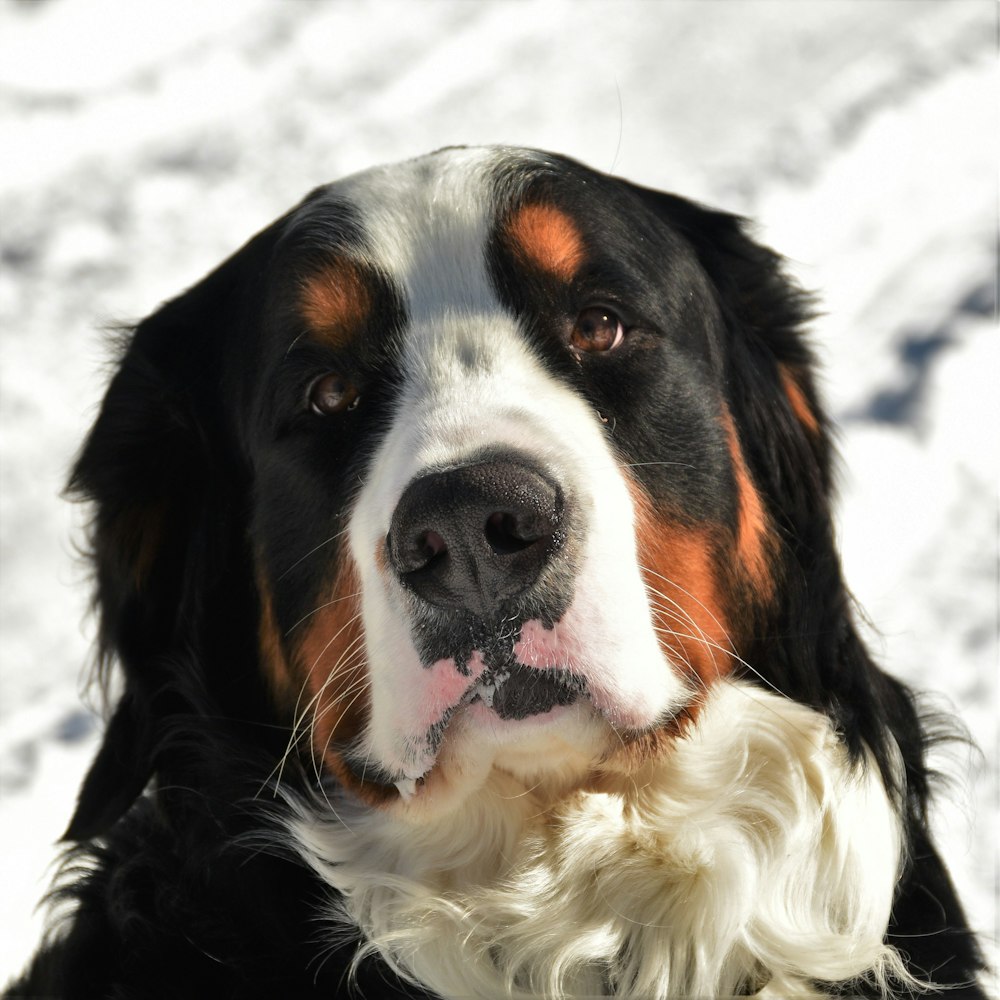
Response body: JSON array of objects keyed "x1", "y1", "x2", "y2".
[{"x1": 386, "y1": 458, "x2": 563, "y2": 617}]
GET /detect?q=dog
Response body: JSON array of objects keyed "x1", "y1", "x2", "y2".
[{"x1": 8, "y1": 147, "x2": 985, "y2": 999}]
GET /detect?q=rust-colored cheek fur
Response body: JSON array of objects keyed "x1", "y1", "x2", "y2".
[
  {"x1": 257, "y1": 571, "x2": 297, "y2": 706},
  {"x1": 294, "y1": 563, "x2": 368, "y2": 759},
  {"x1": 628, "y1": 412, "x2": 776, "y2": 692},
  {"x1": 629, "y1": 480, "x2": 734, "y2": 689},
  {"x1": 257, "y1": 560, "x2": 378, "y2": 798}
]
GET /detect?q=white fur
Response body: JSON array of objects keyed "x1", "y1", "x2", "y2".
[{"x1": 291, "y1": 681, "x2": 914, "y2": 999}]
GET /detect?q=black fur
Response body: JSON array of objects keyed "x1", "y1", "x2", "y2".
[{"x1": 7, "y1": 150, "x2": 985, "y2": 998}]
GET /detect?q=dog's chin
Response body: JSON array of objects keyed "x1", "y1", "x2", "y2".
[
  {"x1": 427, "y1": 700, "x2": 614, "y2": 811},
  {"x1": 342, "y1": 694, "x2": 615, "y2": 814},
  {"x1": 334, "y1": 650, "x2": 696, "y2": 815}
]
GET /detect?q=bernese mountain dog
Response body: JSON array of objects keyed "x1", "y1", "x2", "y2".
[{"x1": 8, "y1": 147, "x2": 986, "y2": 999}]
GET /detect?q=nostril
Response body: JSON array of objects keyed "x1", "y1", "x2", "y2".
[
  {"x1": 389, "y1": 528, "x2": 448, "y2": 575},
  {"x1": 421, "y1": 529, "x2": 447, "y2": 561},
  {"x1": 485, "y1": 511, "x2": 544, "y2": 556}
]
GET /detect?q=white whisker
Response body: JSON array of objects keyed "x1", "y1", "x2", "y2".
[
  {"x1": 285, "y1": 590, "x2": 363, "y2": 636},
  {"x1": 277, "y1": 527, "x2": 350, "y2": 581}
]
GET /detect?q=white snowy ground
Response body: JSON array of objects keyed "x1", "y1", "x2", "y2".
[{"x1": 0, "y1": 0, "x2": 996, "y2": 988}]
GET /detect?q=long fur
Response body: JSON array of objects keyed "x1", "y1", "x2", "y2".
[{"x1": 291, "y1": 682, "x2": 913, "y2": 999}]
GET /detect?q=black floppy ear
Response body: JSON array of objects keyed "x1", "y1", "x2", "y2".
[{"x1": 64, "y1": 222, "x2": 283, "y2": 841}]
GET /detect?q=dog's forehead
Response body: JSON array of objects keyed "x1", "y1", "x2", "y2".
[{"x1": 300, "y1": 146, "x2": 547, "y2": 322}]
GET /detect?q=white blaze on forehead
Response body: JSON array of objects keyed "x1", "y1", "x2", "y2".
[
  {"x1": 328, "y1": 146, "x2": 520, "y2": 323},
  {"x1": 325, "y1": 147, "x2": 554, "y2": 441}
]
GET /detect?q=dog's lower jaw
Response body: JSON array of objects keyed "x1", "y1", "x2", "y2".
[
  {"x1": 292, "y1": 681, "x2": 914, "y2": 1000},
  {"x1": 366, "y1": 671, "x2": 701, "y2": 816},
  {"x1": 350, "y1": 697, "x2": 615, "y2": 816}
]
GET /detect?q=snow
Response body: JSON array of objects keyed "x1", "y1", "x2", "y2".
[{"x1": 1, "y1": 0, "x2": 996, "y2": 986}]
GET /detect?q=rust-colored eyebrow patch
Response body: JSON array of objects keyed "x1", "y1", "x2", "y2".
[
  {"x1": 507, "y1": 203, "x2": 586, "y2": 280},
  {"x1": 298, "y1": 259, "x2": 370, "y2": 345}
]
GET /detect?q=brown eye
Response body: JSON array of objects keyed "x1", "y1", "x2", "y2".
[
  {"x1": 570, "y1": 307, "x2": 625, "y2": 353},
  {"x1": 308, "y1": 373, "x2": 360, "y2": 415}
]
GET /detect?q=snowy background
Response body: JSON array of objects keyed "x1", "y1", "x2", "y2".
[{"x1": 1, "y1": 0, "x2": 996, "y2": 986}]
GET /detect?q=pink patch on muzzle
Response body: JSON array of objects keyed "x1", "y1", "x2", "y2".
[
  {"x1": 412, "y1": 650, "x2": 488, "y2": 731},
  {"x1": 513, "y1": 618, "x2": 579, "y2": 670}
]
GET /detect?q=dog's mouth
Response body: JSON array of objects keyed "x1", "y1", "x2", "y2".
[
  {"x1": 336, "y1": 662, "x2": 591, "y2": 803},
  {"x1": 466, "y1": 663, "x2": 587, "y2": 720}
]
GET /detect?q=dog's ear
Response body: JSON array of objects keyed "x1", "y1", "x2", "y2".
[{"x1": 64, "y1": 222, "x2": 284, "y2": 841}]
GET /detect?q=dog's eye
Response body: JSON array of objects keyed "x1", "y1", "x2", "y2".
[
  {"x1": 308, "y1": 373, "x2": 360, "y2": 415},
  {"x1": 570, "y1": 307, "x2": 625, "y2": 353}
]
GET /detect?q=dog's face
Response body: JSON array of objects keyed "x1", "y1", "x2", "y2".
[
  {"x1": 236, "y1": 147, "x2": 787, "y2": 809},
  {"x1": 70, "y1": 146, "x2": 823, "y2": 832}
]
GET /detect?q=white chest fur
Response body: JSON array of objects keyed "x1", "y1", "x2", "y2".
[{"x1": 291, "y1": 682, "x2": 912, "y2": 999}]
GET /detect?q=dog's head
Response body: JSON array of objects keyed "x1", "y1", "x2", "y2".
[{"x1": 67, "y1": 146, "x2": 841, "y2": 833}]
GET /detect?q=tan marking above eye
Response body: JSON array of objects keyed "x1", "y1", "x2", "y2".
[
  {"x1": 570, "y1": 307, "x2": 625, "y2": 353},
  {"x1": 299, "y1": 260, "x2": 370, "y2": 344},
  {"x1": 508, "y1": 203, "x2": 585, "y2": 280}
]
